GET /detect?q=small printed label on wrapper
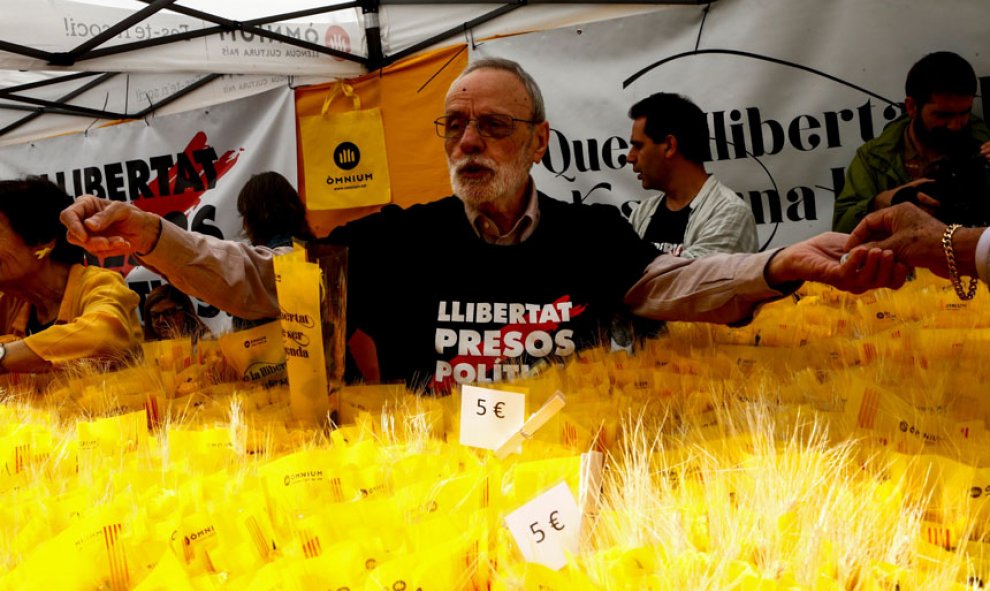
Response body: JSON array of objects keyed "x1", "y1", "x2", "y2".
[
  {"x1": 459, "y1": 385, "x2": 525, "y2": 450},
  {"x1": 505, "y1": 481, "x2": 582, "y2": 571}
]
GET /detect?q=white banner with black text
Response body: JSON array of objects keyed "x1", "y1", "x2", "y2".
[
  {"x1": 477, "y1": 0, "x2": 990, "y2": 248},
  {"x1": 0, "y1": 87, "x2": 298, "y2": 333}
]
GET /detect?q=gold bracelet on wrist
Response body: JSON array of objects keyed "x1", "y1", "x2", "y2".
[{"x1": 942, "y1": 224, "x2": 978, "y2": 301}]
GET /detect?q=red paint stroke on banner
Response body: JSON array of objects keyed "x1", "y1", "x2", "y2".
[
  {"x1": 434, "y1": 295, "x2": 587, "y2": 391},
  {"x1": 94, "y1": 132, "x2": 240, "y2": 277},
  {"x1": 132, "y1": 131, "x2": 239, "y2": 216}
]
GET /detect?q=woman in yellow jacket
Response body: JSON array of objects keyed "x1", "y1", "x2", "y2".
[{"x1": 0, "y1": 177, "x2": 142, "y2": 374}]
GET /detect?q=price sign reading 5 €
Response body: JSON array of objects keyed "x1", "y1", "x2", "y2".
[
  {"x1": 459, "y1": 385, "x2": 525, "y2": 450},
  {"x1": 504, "y1": 481, "x2": 582, "y2": 570}
]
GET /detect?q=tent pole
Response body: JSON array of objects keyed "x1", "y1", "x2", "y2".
[
  {"x1": 363, "y1": 0, "x2": 385, "y2": 71},
  {"x1": 0, "y1": 73, "x2": 119, "y2": 137},
  {"x1": 133, "y1": 74, "x2": 224, "y2": 119},
  {"x1": 382, "y1": 1, "x2": 525, "y2": 68}
]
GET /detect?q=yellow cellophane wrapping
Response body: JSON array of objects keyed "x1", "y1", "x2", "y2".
[{"x1": 1, "y1": 270, "x2": 990, "y2": 589}]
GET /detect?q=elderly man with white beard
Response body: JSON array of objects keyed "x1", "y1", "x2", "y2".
[{"x1": 61, "y1": 58, "x2": 908, "y2": 392}]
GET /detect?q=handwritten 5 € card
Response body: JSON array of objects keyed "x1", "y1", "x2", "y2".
[
  {"x1": 459, "y1": 385, "x2": 525, "y2": 450},
  {"x1": 504, "y1": 481, "x2": 582, "y2": 570}
]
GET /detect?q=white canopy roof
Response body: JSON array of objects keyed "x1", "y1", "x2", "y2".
[{"x1": 0, "y1": 0, "x2": 679, "y2": 145}]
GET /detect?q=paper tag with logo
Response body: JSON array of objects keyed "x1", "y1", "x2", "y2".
[
  {"x1": 504, "y1": 481, "x2": 582, "y2": 571},
  {"x1": 459, "y1": 385, "x2": 525, "y2": 450}
]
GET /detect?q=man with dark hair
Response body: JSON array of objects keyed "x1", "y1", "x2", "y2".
[
  {"x1": 832, "y1": 51, "x2": 990, "y2": 233},
  {"x1": 627, "y1": 92, "x2": 758, "y2": 258},
  {"x1": 62, "y1": 58, "x2": 907, "y2": 391}
]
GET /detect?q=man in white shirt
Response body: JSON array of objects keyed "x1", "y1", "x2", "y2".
[{"x1": 626, "y1": 92, "x2": 758, "y2": 258}]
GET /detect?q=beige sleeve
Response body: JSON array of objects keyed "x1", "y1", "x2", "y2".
[
  {"x1": 139, "y1": 222, "x2": 286, "y2": 320},
  {"x1": 624, "y1": 249, "x2": 793, "y2": 326}
]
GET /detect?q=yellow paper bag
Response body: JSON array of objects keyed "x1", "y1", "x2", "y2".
[
  {"x1": 300, "y1": 82, "x2": 390, "y2": 210},
  {"x1": 273, "y1": 252, "x2": 330, "y2": 425}
]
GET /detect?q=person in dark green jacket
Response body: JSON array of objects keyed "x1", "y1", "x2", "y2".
[{"x1": 832, "y1": 51, "x2": 990, "y2": 233}]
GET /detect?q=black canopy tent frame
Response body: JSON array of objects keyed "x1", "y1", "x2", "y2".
[{"x1": 0, "y1": 0, "x2": 713, "y2": 139}]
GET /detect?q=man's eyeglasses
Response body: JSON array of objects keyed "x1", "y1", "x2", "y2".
[{"x1": 434, "y1": 114, "x2": 537, "y2": 139}]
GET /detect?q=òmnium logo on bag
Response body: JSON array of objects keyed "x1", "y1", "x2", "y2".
[
  {"x1": 333, "y1": 141, "x2": 360, "y2": 170},
  {"x1": 326, "y1": 140, "x2": 373, "y2": 187},
  {"x1": 302, "y1": 101, "x2": 390, "y2": 208}
]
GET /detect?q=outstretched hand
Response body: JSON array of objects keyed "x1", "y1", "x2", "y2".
[
  {"x1": 847, "y1": 202, "x2": 987, "y2": 279},
  {"x1": 845, "y1": 202, "x2": 949, "y2": 277},
  {"x1": 768, "y1": 231, "x2": 910, "y2": 294},
  {"x1": 60, "y1": 195, "x2": 162, "y2": 257}
]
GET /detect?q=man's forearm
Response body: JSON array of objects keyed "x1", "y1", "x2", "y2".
[
  {"x1": 625, "y1": 250, "x2": 788, "y2": 325},
  {"x1": 139, "y1": 222, "x2": 283, "y2": 319}
]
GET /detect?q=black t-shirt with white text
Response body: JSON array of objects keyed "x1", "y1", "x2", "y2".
[
  {"x1": 642, "y1": 200, "x2": 690, "y2": 254},
  {"x1": 326, "y1": 194, "x2": 658, "y2": 391}
]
